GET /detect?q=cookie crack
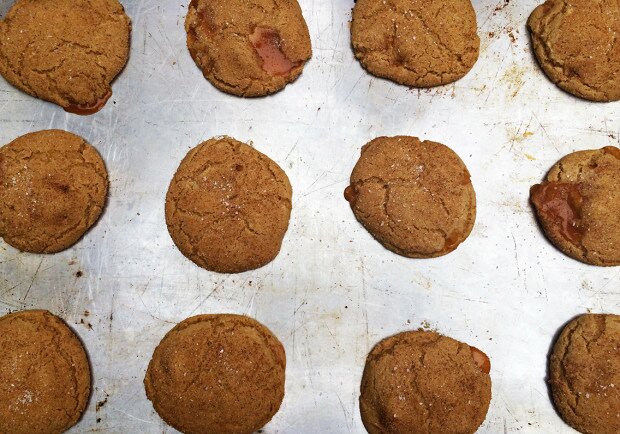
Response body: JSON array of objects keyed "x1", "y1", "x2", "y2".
[
  {"x1": 360, "y1": 180, "x2": 451, "y2": 242},
  {"x1": 39, "y1": 315, "x2": 84, "y2": 423},
  {"x1": 405, "y1": 7, "x2": 468, "y2": 69}
]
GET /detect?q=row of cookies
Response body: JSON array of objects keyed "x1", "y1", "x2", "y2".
[
  {"x1": 1, "y1": 0, "x2": 618, "y2": 113},
  {"x1": 1, "y1": 130, "x2": 619, "y2": 267},
  {"x1": 1, "y1": 309, "x2": 617, "y2": 434}
]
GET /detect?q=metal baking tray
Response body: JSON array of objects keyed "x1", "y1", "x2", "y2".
[{"x1": 1, "y1": 0, "x2": 619, "y2": 432}]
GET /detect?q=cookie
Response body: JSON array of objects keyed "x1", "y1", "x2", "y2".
[
  {"x1": 0, "y1": 0, "x2": 131, "y2": 114},
  {"x1": 144, "y1": 314, "x2": 286, "y2": 434},
  {"x1": 0, "y1": 130, "x2": 108, "y2": 253},
  {"x1": 0, "y1": 310, "x2": 91, "y2": 434},
  {"x1": 351, "y1": 0, "x2": 480, "y2": 87},
  {"x1": 185, "y1": 0, "x2": 312, "y2": 97},
  {"x1": 360, "y1": 330, "x2": 491, "y2": 434},
  {"x1": 344, "y1": 136, "x2": 476, "y2": 258},
  {"x1": 549, "y1": 314, "x2": 620, "y2": 434},
  {"x1": 528, "y1": 0, "x2": 620, "y2": 102},
  {"x1": 530, "y1": 146, "x2": 620, "y2": 266},
  {"x1": 166, "y1": 136, "x2": 292, "y2": 273}
]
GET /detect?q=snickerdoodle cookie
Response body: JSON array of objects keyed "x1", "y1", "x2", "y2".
[
  {"x1": 0, "y1": 0, "x2": 131, "y2": 114},
  {"x1": 549, "y1": 314, "x2": 620, "y2": 434},
  {"x1": 351, "y1": 0, "x2": 480, "y2": 87},
  {"x1": 165, "y1": 136, "x2": 292, "y2": 273},
  {"x1": 360, "y1": 330, "x2": 492, "y2": 434},
  {"x1": 528, "y1": 0, "x2": 620, "y2": 102},
  {"x1": 0, "y1": 310, "x2": 91, "y2": 434},
  {"x1": 530, "y1": 146, "x2": 620, "y2": 266},
  {"x1": 144, "y1": 314, "x2": 286, "y2": 434},
  {"x1": 185, "y1": 0, "x2": 312, "y2": 96},
  {"x1": 0, "y1": 130, "x2": 108, "y2": 253},
  {"x1": 345, "y1": 136, "x2": 476, "y2": 258}
]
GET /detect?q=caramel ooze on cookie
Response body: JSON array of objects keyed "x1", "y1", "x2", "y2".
[
  {"x1": 442, "y1": 231, "x2": 464, "y2": 254},
  {"x1": 249, "y1": 27, "x2": 296, "y2": 75},
  {"x1": 604, "y1": 146, "x2": 620, "y2": 160},
  {"x1": 64, "y1": 89, "x2": 112, "y2": 116},
  {"x1": 531, "y1": 182, "x2": 585, "y2": 244},
  {"x1": 344, "y1": 185, "x2": 358, "y2": 204},
  {"x1": 470, "y1": 346, "x2": 491, "y2": 374}
]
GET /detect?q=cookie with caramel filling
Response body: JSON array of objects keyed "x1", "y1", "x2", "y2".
[
  {"x1": 531, "y1": 146, "x2": 620, "y2": 266},
  {"x1": 0, "y1": 130, "x2": 109, "y2": 253},
  {"x1": 351, "y1": 0, "x2": 480, "y2": 87},
  {"x1": 359, "y1": 330, "x2": 492, "y2": 434},
  {"x1": 185, "y1": 0, "x2": 312, "y2": 97},
  {"x1": 344, "y1": 136, "x2": 476, "y2": 258},
  {"x1": 549, "y1": 314, "x2": 620, "y2": 434},
  {"x1": 144, "y1": 314, "x2": 286, "y2": 434},
  {"x1": 165, "y1": 136, "x2": 292, "y2": 273},
  {"x1": 0, "y1": 0, "x2": 131, "y2": 114},
  {"x1": 0, "y1": 310, "x2": 91, "y2": 434},
  {"x1": 528, "y1": 0, "x2": 620, "y2": 102}
]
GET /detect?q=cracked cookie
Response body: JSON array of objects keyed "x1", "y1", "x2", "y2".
[
  {"x1": 144, "y1": 314, "x2": 286, "y2": 434},
  {"x1": 360, "y1": 330, "x2": 492, "y2": 434},
  {"x1": 351, "y1": 0, "x2": 480, "y2": 87},
  {"x1": 185, "y1": 0, "x2": 312, "y2": 97},
  {"x1": 549, "y1": 314, "x2": 620, "y2": 434},
  {"x1": 530, "y1": 146, "x2": 620, "y2": 266},
  {"x1": 344, "y1": 136, "x2": 476, "y2": 258},
  {"x1": 0, "y1": 310, "x2": 91, "y2": 434},
  {"x1": 0, "y1": 130, "x2": 109, "y2": 253},
  {"x1": 165, "y1": 136, "x2": 292, "y2": 273},
  {"x1": 0, "y1": 0, "x2": 131, "y2": 114},
  {"x1": 528, "y1": 0, "x2": 620, "y2": 102}
]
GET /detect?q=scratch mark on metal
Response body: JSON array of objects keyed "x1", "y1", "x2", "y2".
[{"x1": 22, "y1": 258, "x2": 43, "y2": 301}]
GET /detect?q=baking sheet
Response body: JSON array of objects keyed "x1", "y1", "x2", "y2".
[{"x1": 1, "y1": 0, "x2": 619, "y2": 432}]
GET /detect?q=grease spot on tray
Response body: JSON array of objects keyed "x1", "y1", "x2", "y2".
[
  {"x1": 501, "y1": 64, "x2": 527, "y2": 97},
  {"x1": 418, "y1": 320, "x2": 437, "y2": 332},
  {"x1": 96, "y1": 393, "x2": 109, "y2": 411}
]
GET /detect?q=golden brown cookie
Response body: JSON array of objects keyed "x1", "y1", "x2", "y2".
[
  {"x1": 0, "y1": 0, "x2": 131, "y2": 114},
  {"x1": 344, "y1": 136, "x2": 476, "y2": 258},
  {"x1": 528, "y1": 0, "x2": 620, "y2": 102},
  {"x1": 144, "y1": 314, "x2": 286, "y2": 434},
  {"x1": 351, "y1": 0, "x2": 480, "y2": 87},
  {"x1": 185, "y1": 0, "x2": 312, "y2": 97},
  {"x1": 0, "y1": 130, "x2": 109, "y2": 253},
  {"x1": 0, "y1": 310, "x2": 91, "y2": 434},
  {"x1": 165, "y1": 136, "x2": 292, "y2": 273},
  {"x1": 549, "y1": 314, "x2": 620, "y2": 434},
  {"x1": 360, "y1": 330, "x2": 492, "y2": 434},
  {"x1": 530, "y1": 146, "x2": 620, "y2": 266}
]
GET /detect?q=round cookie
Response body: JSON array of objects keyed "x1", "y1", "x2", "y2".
[
  {"x1": 144, "y1": 314, "x2": 286, "y2": 434},
  {"x1": 185, "y1": 0, "x2": 312, "y2": 97},
  {"x1": 549, "y1": 314, "x2": 620, "y2": 434},
  {"x1": 360, "y1": 330, "x2": 492, "y2": 434},
  {"x1": 528, "y1": 0, "x2": 620, "y2": 102},
  {"x1": 0, "y1": 130, "x2": 109, "y2": 253},
  {"x1": 530, "y1": 146, "x2": 620, "y2": 266},
  {"x1": 0, "y1": 310, "x2": 91, "y2": 434},
  {"x1": 0, "y1": 0, "x2": 131, "y2": 114},
  {"x1": 165, "y1": 136, "x2": 292, "y2": 273},
  {"x1": 351, "y1": 0, "x2": 480, "y2": 87},
  {"x1": 344, "y1": 136, "x2": 476, "y2": 258}
]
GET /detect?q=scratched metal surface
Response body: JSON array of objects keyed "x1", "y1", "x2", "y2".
[{"x1": 0, "y1": 0, "x2": 619, "y2": 432}]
